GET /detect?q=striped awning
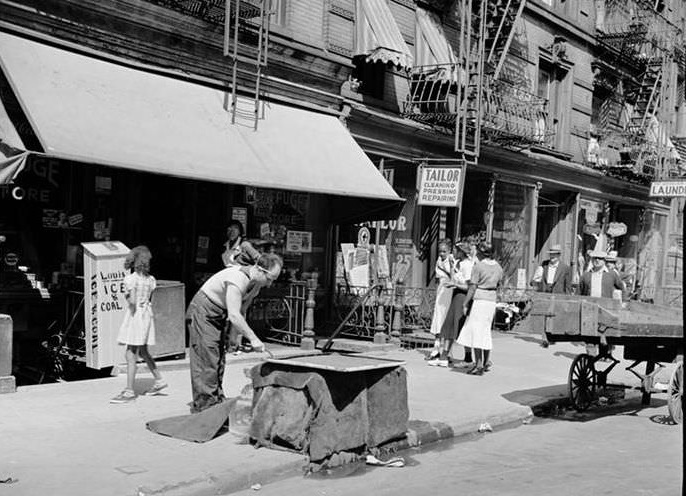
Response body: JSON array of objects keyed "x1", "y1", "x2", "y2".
[
  {"x1": 415, "y1": 7, "x2": 455, "y2": 67},
  {"x1": 0, "y1": 92, "x2": 28, "y2": 184},
  {"x1": 355, "y1": 0, "x2": 413, "y2": 69}
]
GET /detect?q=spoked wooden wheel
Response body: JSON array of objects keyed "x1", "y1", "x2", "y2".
[
  {"x1": 667, "y1": 361, "x2": 683, "y2": 424},
  {"x1": 568, "y1": 354, "x2": 597, "y2": 412}
]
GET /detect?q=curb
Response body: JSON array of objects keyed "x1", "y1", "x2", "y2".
[
  {"x1": 137, "y1": 458, "x2": 308, "y2": 496},
  {"x1": 148, "y1": 404, "x2": 539, "y2": 496},
  {"x1": 377, "y1": 404, "x2": 535, "y2": 456}
]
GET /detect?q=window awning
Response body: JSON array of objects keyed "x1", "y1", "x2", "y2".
[
  {"x1": 0, "y1": 31, "x2": 403, "y2": 223},
  {"x1": 355, "y1": 0, "x2": 413, "y2": 69},
  {"x1": 415, "y1": 7, "x2": 455, "y2": 67}
]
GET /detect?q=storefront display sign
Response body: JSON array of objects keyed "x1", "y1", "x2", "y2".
[
  {"x1": 95, "y1": 176, "x2": 112, "y2": 194},
  {"x1": 357, "y1": 227, "x2": 371, "y2": 248},
  {"x1": 349, "y1": 247, "x2": 370, "y2": 288},
  {"x1": 286, "y1": 230, "x2": 312, "y2": 253},
  {"x1": 375, "y1": 245, "x2": 390, "y2": 278},
  {"x1": 93, "y1": 219, "x2": 112, "y2": 240},
  {"x1": 417, "y1": 166, "x2": 462, "y2": 207},
  {"x1": 82, "y1": 241, "x2": 130, "y2": 369},
  {"x1": 583, "y1": 223, "x2": 602, "y2": 236},
  {"x1": 606, "y1": 222, "x2": 627, "y2": 237},
  {"x1": 580, "y1": 199, "x2": 604, "y2": 225}
]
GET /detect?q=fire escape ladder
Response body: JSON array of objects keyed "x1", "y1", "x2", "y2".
[
  {"x1": 455, "y1": 0, "x2": 487, "y2": 163},
  {"x1": 631, "y1": 63, "x2": 663, "y2": 133},
  {"x1": 223, "y1": 0, "x2": 270, "y2": 130},
  {"x1": 484, "y1": 0, "x2": 525, "y2": 80}
]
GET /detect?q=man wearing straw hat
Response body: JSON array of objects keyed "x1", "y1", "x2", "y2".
[
  {"x1": 579, "y1": 250, "x2": 624, "y2": 299},
  {"x1": 530, "y1": 244, "x2": 571, "y2": 294}
]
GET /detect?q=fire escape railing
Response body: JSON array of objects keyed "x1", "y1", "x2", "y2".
[
  {"x1": 402, "y1": 66, "x2": 553, "y2": 149},
  {"x1": 593, "y1": 0, "x2": 682, "y2": 181},
  {"x1": 481, "y1": 78, "x2": 552, "y2": 148}
]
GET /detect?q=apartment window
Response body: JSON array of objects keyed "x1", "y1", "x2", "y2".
[
  {"x1": 270, "y1": 0, "x2": 286, "y2": 26},
  {"x1": 352, "y1": 57, "x2": 386, "y2": 99},
  {"x1": 536, "y1": 64, "x2": 558, "y2": 146},
  {"x1": 536, "y1": 56, "x2": 571, "y2": 150}
]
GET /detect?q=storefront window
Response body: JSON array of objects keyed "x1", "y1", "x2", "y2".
[
  {"x1": 662, "y1": 198, "x2": 683, "y2": 305},
  {"x1": 491, "y1": 181, "x2": 533, "y2": 288},
  {"x1": 637, "y1": 210, "x2": 667, "y2": 303}
]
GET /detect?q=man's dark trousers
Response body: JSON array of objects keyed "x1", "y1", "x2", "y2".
[{"x1": 187, "y1": 291, "x2": 228, "y2": 413}]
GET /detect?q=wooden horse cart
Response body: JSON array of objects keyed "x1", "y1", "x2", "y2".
[{"x1": 521, "y1": 294, "x2": 683, "y2": 423}]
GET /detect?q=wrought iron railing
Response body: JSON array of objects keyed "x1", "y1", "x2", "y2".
[
  {"x1": 248, "y1": 281, "x2": 307, "y2": 345},
  {"x1": 333, "y1": 283, "x2": 436, "y2": 339}
]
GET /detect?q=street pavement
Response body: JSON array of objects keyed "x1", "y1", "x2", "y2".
[{"x1": 0, "y1": 331, "x2": 678, "y2": 496}]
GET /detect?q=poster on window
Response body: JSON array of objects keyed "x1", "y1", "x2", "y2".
[
  {"x1": 231, "y1": 207, "x2": 248, "y2": 234},
  {"x1": 286, "y1": 230, "x2": 312, "y2": 253},
  {"x1": 195, "y1": 235, "x2": 210, "y2": 264},
  {"x1": 417, "y1": 165, "x2": 463, "y2": 206}
]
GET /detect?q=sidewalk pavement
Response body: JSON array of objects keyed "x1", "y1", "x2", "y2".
[{"x1": 0, "y1": 332, "x2": 677, "y2": 496}]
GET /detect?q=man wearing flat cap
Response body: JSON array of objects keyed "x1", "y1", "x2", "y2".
[
  {"x1": 530, "y1": 244, "x2": 572, "y2": 294},
  {"x1": 579, "y1": 250, "x2": 624, "y2": 298}
]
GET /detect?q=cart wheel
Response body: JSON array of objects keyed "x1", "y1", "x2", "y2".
[
  {"x1": 667, "y1": 362, "x2": 683, "y2": 425},
  {"x1": 568, "y1": 354, "x2": 597, "y2": 412}
]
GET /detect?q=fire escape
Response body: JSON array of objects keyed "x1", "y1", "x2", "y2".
[
  {"x1": 594, "y1": 0, "x2": 682, "y2": 181},
  {"x1": 146, "y1": 1, "x2": 271, "y2": 130},
  {"x1": 403, "y1": 1, "x2": 544, "y2": 163}
]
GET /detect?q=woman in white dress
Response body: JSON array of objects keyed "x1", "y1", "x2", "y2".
[
  {"x1": 457, "y1": 242, "x2": 503, "y2": 375},
  {"x1": 427, "y1": 239, "x2": 455, "y2": 360}
]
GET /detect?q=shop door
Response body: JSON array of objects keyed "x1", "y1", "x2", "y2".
[
  {"x1": 138, "y1": 175, "x2": 187, "y2": 283},
  {"x1": 534, "y1": 192, "x2": 576, "y2": 267}
]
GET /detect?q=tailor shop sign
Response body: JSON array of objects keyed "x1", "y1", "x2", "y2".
[
  {"x1": 82, "y1": 241, "x2": 130, "y2": 369},
  {"x1": 417, "y1": 165, "x2": 463, "y2": 207}
]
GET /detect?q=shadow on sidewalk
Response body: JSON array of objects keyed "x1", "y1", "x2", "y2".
[
  {"x1": 503, "y1": 384, "x2": 672, "y2": 423},
  {"x1": 502, "y1": 384, "x2": 568, "y2": 409}
]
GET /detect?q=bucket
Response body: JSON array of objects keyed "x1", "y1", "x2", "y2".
[{"x1": 228, "y1": 382, "x2": 253, "y2": 437}]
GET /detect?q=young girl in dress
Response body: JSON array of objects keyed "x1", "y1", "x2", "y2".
[{"x1": 110, "y1": 246, "x2": 167, "y2": 403}]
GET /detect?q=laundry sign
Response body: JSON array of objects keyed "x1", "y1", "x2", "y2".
[
  {"x1": 649, "y1": 180, "x2": 686, "y2": 197},
  {"x1": 417, "y1": 165, "x2": 462, "y2": 206}
]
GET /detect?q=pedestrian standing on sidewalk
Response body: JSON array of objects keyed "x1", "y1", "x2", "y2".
[
  {"x1": 457, "y1": 242, "x2": 503, "y2": 376},
  {"x1": 221, "y1": 220, "x2": 245, "y2": 267},
  {"x1": 186, "y1": 253, "x2": 282, "y2": 413},
  {"x1": 427, "y1": 239, "x2": 455, "y2": 361},
  {"x1": 428, "y1": 242, "x2": 472, "y2": 367},
  {"x1": 111, "y1": 246, "x2": 167, "y2": 404}
]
